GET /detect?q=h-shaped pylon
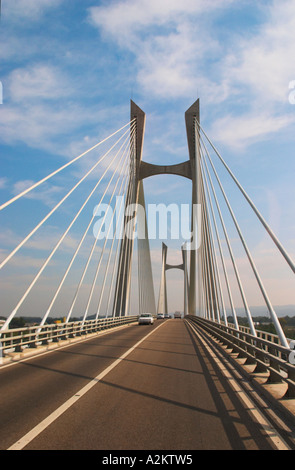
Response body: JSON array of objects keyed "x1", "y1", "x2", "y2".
[
  {"x1": 157, "y1": 243, "x2": 189, "y2": 316},
  {"x1": 113, "y1": 99, "x2": 203, "y2": 317}
]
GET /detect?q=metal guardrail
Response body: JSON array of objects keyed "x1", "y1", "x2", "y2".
[
  {"x1": 186, "y1": 315, "x2": 295, "y2": 398},
  {"x1": 0, "y1": 316, "x2": 139, "y2": 360}
]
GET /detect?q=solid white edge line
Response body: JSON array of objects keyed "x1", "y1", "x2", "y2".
[
  {"x1": 186, "y1": 319, "x2": 290, "y2": 451},
  {"x1": 7, "y1": 321, "x2": 165, "y2": 451}
]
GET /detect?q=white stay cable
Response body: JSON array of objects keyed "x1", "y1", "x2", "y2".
[
  {"x1": 0, "y1": 126, "x2": 132, "y2": 271},
  {"x1": 65, "y1": 131, "x2": 133, "y2": 323},
  {"x1": 111, "y1": 135, "x2": 136, "y2": 317},
  {"x1": 105, "y1": 169, "x2": 134, "y2": 318},
  {"x1": 39, "y1": 125, "x2": 135, "y2": 327},
  {"x1": 81, "y1": 143, "x2": 131, "y2": 324},
  {"x1": 198, "y1": 121, "x2": 295, "y2": 275},
  {"x1": 0, "y1": 128, "x2": 133, "y2": 332},
  {"x1": 199, "y1": 172, "x2": 222, "y2": 324},
  {"x1": 118, "y1": 133, "x2": 138, "y2": 317},
  {"x1": 94, "y1": 168, "x2": 130, "y2": 319},
  {"x1": 200, "y1": 154, "x2": 235, "y2": 327},
  {"x1": 200, "y1": 139, "x2": 247, "y2": 332},
  {"x1": 201, "y1": 134, "x2": 289, "y2": 347},
  {"x1": 0, "y1": 120, "x2": 134, "y2": 212},
  {"x1": 200, "y1": 185, "x2": 216, "y2": 322},
  {"x1": 104, "y1": 186, "x2": 130, "y2": 318},
  {"x1": 122, "y1": 135, "x2": 139, "y2": 317}
]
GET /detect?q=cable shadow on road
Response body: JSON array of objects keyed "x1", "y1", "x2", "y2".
[
  {"x1": 134, "y1": 345, "x2": 196, "y2": 357},
  {"x1": 98, "y1": 378, "x2": 229, "y2": 421},
  {"x1": 122, "y1": 356, "x2": 205, "y2": 377},
  {"x1": 184, "y1": 322, "x2": 274, "y2": 450}
]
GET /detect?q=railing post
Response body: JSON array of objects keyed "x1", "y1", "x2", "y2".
[
  {"x1": 252, "y1": 338, "x2": 269, "y2": 373},
  {"x1": 39, "y1": 326, "x2": 49, "y2": 345},
  {"x1": 14, "y1": 330, "x2": 24, "y2": 353},
  {"x1": 267, "y1": 345, "x2": 283, "y2": 383},
  {"x1": 52, "y1": 325, "x2": 60, "y2": 343},
  {"x1": 28, "y1": 327, "x2": 37, "y2": 349},
  {"x1": 243, "y1": 335, "x2": 257, "y2": 365},
  {"x1": 286, "y1": 365, "x2": 295, "y2": 398}
]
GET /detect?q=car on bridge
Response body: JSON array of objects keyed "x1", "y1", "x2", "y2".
[
  {"x1": 138, "y1": 313, "x2": 154, "y2": 325},
  {"x1": 164, "y1": 314, "x2": 171, "y2": 319},
  {"x1": 157, "y1": 313, "x2": 164, "y2": 319}
]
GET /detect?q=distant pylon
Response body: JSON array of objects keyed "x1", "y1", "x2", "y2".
[{"x1": 157, "y1": 243, "x2": 189, "y2": 316}]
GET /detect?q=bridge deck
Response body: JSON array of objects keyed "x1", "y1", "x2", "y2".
[{"x1": 1, "y1": 319, "x2": 294, "y2": 450}]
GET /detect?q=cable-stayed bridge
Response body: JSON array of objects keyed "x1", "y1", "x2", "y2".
[{"x1": 1, "y1": 100, "x2": 295, "y2": 451}]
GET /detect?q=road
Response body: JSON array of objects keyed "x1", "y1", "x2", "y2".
[{"x1": 0, "y1": 318, "x2": 294, "y2": 450}]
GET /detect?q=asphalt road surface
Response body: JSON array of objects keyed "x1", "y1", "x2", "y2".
[{"x1": 1, "y1": 319, "x2": 295, "y2": 450}]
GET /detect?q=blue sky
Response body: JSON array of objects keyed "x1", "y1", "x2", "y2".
[{"x1": 0, "y1": 0, "x2": 295, "y2": 318}]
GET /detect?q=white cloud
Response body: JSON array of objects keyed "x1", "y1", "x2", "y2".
[
  {"x1": 0, "y1": 177, "x2": 8, "y2": 189},
  {"x1": 8, "y1": 65, "x2": 71, "y2": 103},
  {"x1": 88, "y1": 0, "x2": 233, "y2": 99},
  {"x1": 222, "y1": 0, "x2": 295, "y2": 105},
  {"x1": 0, "y1": 62, "x2": 129, "y2": 157},
  {"x1": 4, "y1": 1, "x2": 294, "y2": 156},
  {"x1": 210, "y1": 112, "x2": 295, "y2": 150},
  {"x1": 89, "y1": 0, "x2": 227, "y2": 38},
  {"x1": 0, "y1": 99, "x2": 109, "y2": 157},
  {"x1": 0, "y1": 103, "x2": 77, "y2": 151},
  {"x1": 135, "y1": 23, "x2": 202, "y2": 98},
  {"x1": 11, "y1": 179, "x2": 63, "y2": 207},
  {"x1": 89, "y1": 0, "x2": 295, "y2": 150},
  {"x1": 0, "y1": 64, "x2": 77, "y2": 150},
  {"x1": 207, "y1": 0, "x2": 295, "y2": 149},
  {"x1": 3, "y1": 0, "x2": 63, "y2": 21}
]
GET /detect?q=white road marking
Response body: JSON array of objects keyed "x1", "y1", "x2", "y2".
[
  {"x1": 8, "y1": 321, "x2": 166, "y2": 450},
  {"x1": 186, "y1": 320, "x2": 290, "y2": 451}
]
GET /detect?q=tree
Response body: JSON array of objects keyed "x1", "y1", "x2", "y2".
[{"x1": 10, "y1": 317, "x2": 26, "y2": 329}]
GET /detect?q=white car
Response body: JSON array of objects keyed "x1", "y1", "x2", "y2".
[
  {"x1": 138, "y1": 313, "x2": 154, "y2": 325},
  {"x1": 157, "y1": 313, "x2": 164, "y2": 319}
]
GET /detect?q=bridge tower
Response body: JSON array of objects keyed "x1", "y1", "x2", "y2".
[
  {"x1": 157, "y1": 243, "x2": 189, "y2": 316},
  {"x1": 113, "y1": 99, "x2": 208, "y2": 317},
  {"x1": 113, "y1": 101, "x2": 147, "y2": 317}
]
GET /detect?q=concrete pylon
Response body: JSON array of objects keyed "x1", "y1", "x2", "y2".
[
  {"x1": 157, "y1": 243, "x2": 168, "y2": 315},
  {"x1": 182, "y1": 243, "x2": 189, "y2": 316},
  {"x1": 114, "y1": 99, "x2": 200, "y2": 317},
  {"x1": 157, "y1": 243, "x2": 189, "y2": 316},
  {"x1": 113, "y1": 101, "x2": 146, "y2": 317},
  {"x1": 185, "y1": 100, "x2": 200, "y2": 315}
]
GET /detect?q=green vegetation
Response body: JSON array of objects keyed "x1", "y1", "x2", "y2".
[
  {"x1": 9, "y1": 317, "x2": 27, "y2": 329},
  {"x1": 7, "y1": 316, "x2": 81, "y2": 329},
  {"x1": 226, "y1": 315, "x2": 295, "y2": 340}
]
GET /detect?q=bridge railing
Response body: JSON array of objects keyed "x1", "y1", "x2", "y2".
[
  {"x1": 0, "y1": 316, "x2": 139, "y2": 361},
  {"x1": 186, "y1": 315, "x2": 295, "y2": 398},
  {"x1": 224, "y1": 322, "x2": 281, "y2": 344}
]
